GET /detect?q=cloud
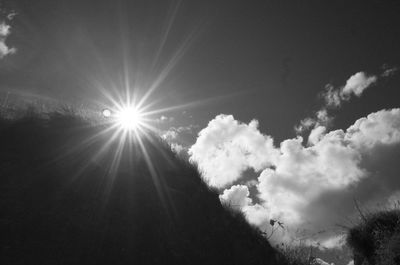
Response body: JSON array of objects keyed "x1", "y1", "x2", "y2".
[
  {"x1": 189, "y1": 114, "x2": 278, "y2": 188},
  {"x1": 341, "y1": 72, "x2": 377, "y2": 98},
  {"x1": 308, "y1": 126, "x2": 326, "y2": 145},
  {"x1": 256, "y1": 132, "x2": 364, "y2": 228},
  {"x1": 381, "y1": 66, "x2": 398, "y2": 77},
  {"x1": 296, "y1": 109, "x2": 333, "y2": 134},
  {"x1": 345, "y1": 108, "x2": 400, "y2": 150},
  {"x1": 0, "y1": 21, "x2": 16, "y2": 58},
  {"x1": 170, "y1": 142, "x2": 185, "y2": 155},
  {"x1": 295, "y1": 117, "x2": 316, "y2": 134},
  {"x1": 296, "y1": 71, "x2": 380, "y2": 134},
  {"x1": 194, "y1": 108, "x2": 400, "y2": 248},
  {"x1": 160, "y1": 124, "x2": 200, "y2": 156},
  {"x1": 322, "y1": 84, "x2": 341, "y2": 108},
  {"x1": 257, "y1": 109, "x2": 400, "y2": 245},
  {"x1": 219, "y1": 185, "x2": 253, "y2": 209},
  {"x1": 322, "y1": 72, "x2": 377, "y2": 108},
  {"x1": 161, "y1": 129, "x2": 178, "y2": 141},
  {"x1": 219, "y1": 184, "x2": 269, "y2": 226}
]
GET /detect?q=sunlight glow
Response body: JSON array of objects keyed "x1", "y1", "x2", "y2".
[{"x1": 115, "y1": 106, "x2": 143, "y2": 131}]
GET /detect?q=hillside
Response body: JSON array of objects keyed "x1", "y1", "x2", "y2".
[{"x1": 0, "y1": 110, "x2": 281, "y2": 265}]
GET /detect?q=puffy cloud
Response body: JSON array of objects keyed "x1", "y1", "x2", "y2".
[
  {"x1": 322, "y1": 72, "x2": 377, "y2": 108},
  {"x1": 161, "y1": 130, "x2": 178, "y2": 141},
  {"x1": 316, "y1": 109, "x2": 333, "y2": 127},
  {"x1": 219, "y1": 185, "x2": 269, "y2": 226},
  {"x1": 295, "y1": 117, "x2": 316, "y2": 134},
  {"x1": 320, "y1": 72, "x2": 378, "y2": 108},
  {"x1": 219, "y1": 185, "x2": 252, "y2": 209},
  {"x1": 345, "y1": 108, "x2": 400, "y2": 150},
  {"x1": 0, "y1": 21, "x2": 16, "y2": 58},
  {"x1": 170, "y1": 143, "x2": 185, "y2": 155},
  {"x1": 296, "y1": 110, "x2": 332, "y2": 134},
  {"x1": 257, "y1": 109, "x2": 399, "y2": 244},
  {"x1": 189, "y1": 114, "x2": 278, "y2": 188},
  {"x1": 321, "y1": 72, "x2": 377, "y2": 109},
  {"x1": 257, "y1": 132, "x2": 364, "y2": 227},
  {"x1": 308, "y1": 126, "x2": 326, "y2": 145},
  {"x1": 341, "y1": 72, "x2": 377, "y2": 98},
  {"x1": 193, "y1": 108, "x2": 400, "y2": 248}
]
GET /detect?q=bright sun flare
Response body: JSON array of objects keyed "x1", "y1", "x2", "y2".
[{"x1": 115, "y1": 106, "x2": 143, "y2": 131}]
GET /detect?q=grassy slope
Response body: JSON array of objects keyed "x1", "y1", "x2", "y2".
[{"x1": 0, "y1": 111, "x2": 282, "y2": 265}]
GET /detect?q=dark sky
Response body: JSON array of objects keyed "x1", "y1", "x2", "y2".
[{"x1": 1, "y1": 0, "x2": 400, "y2": 141}]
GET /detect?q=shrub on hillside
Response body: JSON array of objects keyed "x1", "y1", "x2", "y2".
[{"x1": 347, "y1": 209, "x2": 400, "y2": 265}]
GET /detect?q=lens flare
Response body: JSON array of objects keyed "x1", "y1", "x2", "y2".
[
  {"x1": 115, "y1": 106, "x2": 143, "y2": 131},
  {"x1": 102, "y1": 108, "x2": 112, "y2": 117}
]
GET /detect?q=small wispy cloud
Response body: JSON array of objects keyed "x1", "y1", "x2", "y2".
[
  {"x1": 381, "y1": 65, "x2": 399, "y2": 78},
  {"x1": 295, "y1": 68, "x2": 396, "y2": 135},
  {"x1": 160, "y1": 124, "x2": 199, "y2": 156},
  {"x1": 295, "y1": 109, "x2": 333, "y2": 135}
]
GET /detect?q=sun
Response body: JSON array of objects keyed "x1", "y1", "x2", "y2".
[
  {"x1": 115, "y1": 106, "x2": 143, "y2": 131},
  {"x1": 102, "y1": 105, "x2": 145, "y2": 132}
]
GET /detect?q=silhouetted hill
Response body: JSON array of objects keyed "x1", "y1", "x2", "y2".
[{"x1": 0, "y1": 110, "x2": 281, "y2": 265}]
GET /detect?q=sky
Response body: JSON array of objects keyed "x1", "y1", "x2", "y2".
[{"x1": 1, "y1": 0, "x2": 400, "y2": 264}]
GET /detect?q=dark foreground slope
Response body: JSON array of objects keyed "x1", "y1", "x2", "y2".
[
  {"x1": 347, "y1": 209, "x2": 400, "y2": 265},
  {"x1": 0, "y1": 111, "x2": 280, "y2": 265}
]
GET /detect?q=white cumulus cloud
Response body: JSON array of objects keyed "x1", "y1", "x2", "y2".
[
  {"x1": 189, "y1": 114, "x2": 278, "y2": 188},
  {"x1": 345, "y1": 108, "x2": 400, "y2": 150},
  {"x1": 219, "y1": 184, "x2": 269, "y2": 226},
  {"x1": 193, "y1": 108, "x2": 400, "y2": 248},
  {"x1": 219, "y1": 185, "x2": 253, "y2": 209},
  {"x1": 0, "y1": 21, "x2": 16, "y2": 58},
  {"x1": 257, "y1": 131, "x2": 364, "y2": 227}
]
